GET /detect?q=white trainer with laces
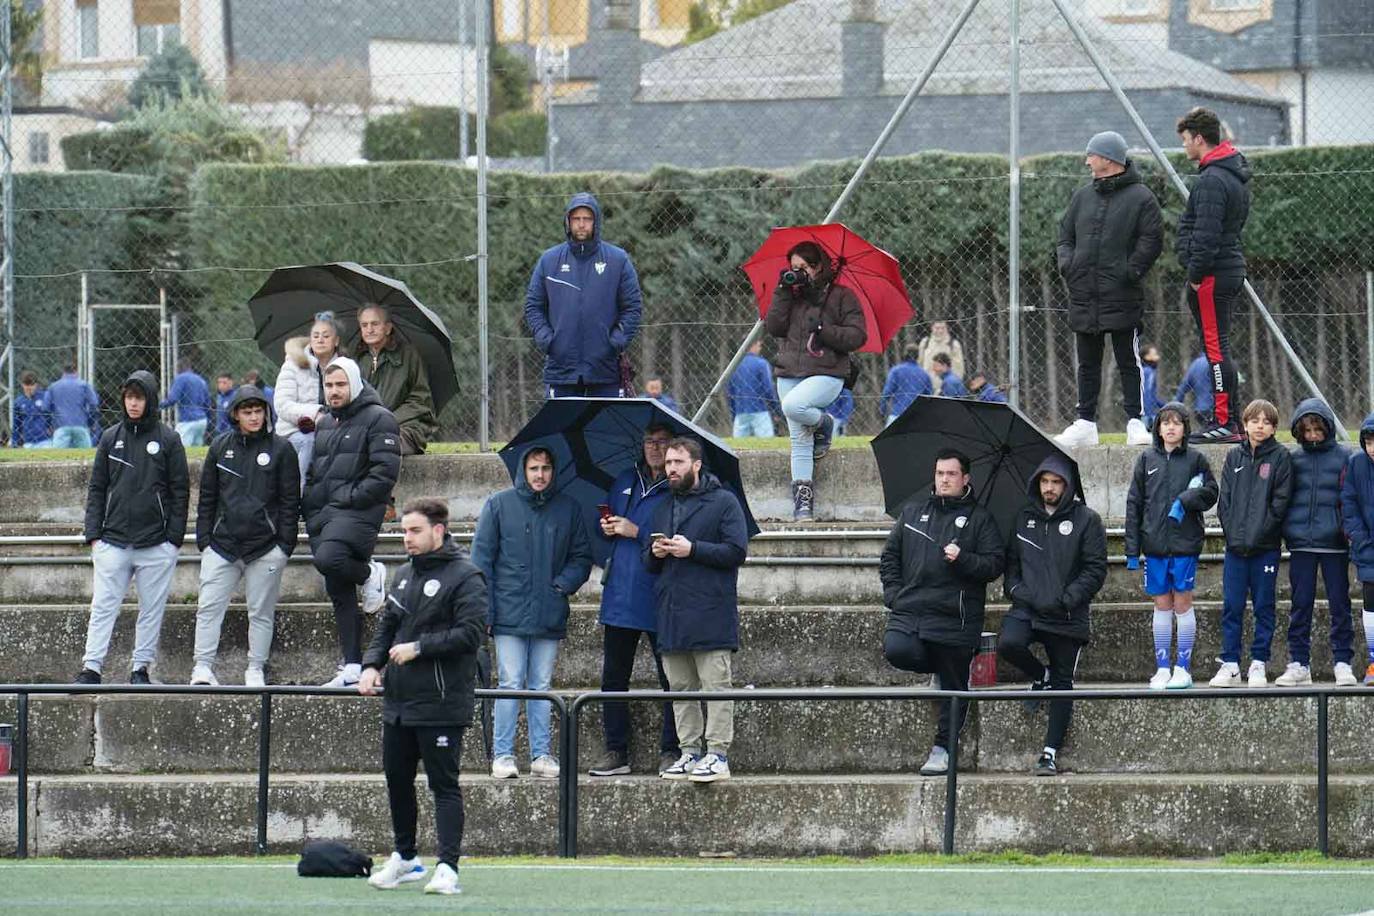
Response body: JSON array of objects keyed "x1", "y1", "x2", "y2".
[
  {"x1": 660, "y1": 751, "x2": 700, "y2": 780},
  {"x1": 1275, "y1": 662, "x2": 1312, "y2": 687},
  {"x1": 1054, "y1": 419, "x2": 1099, "y2": 449},
  {"x1": 362, "y1": 560, "x2": 388, "y2": 615},
  {"x1": 1334, "y1": 662, "x2": 1359, "y2": 687},
  {"x1": 1125, "y1": 418, "x2": 1152, "y2": 446},
  {"x1": 530, "y1": 755, "x2": 561, "y2": 779},
  {"x1": 1148, "y1": 668, "x2": 1171, "y2": 690},
  {"x1": 189, "y1": 663, "x2": 218, "y2": 686},
  {"x1": 1166, "y1": 667, "x2": 1193, "y2": 689},
  {"x1": 424, "y1": 862, "x2": 461, "y2": 896},
  {"x1": 368, "y1": 852, "x2": 426, "y2": 889},
  {"x1": 243, "y1": 666, "x2": 266, "y2": 689},
  {"x1": 321, "y1": 663, "x2": 361, "y2": 688},
  {"x1": 1208, "y1": 662, "x2": 1242, "y2": 688},
  {"x1": 1247, "y1": 660, "x2": 1268, "y2": 688},
  {"x1": 688, "y1": 752, "x2": 731, "y2": 783},
  {"x1": 491, "y1": 755, "x2": 519, "y2": 779}
]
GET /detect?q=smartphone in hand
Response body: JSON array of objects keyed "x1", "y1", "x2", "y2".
[{"x1": 597, "y1": 503, "x2": 613, "y2": 521}]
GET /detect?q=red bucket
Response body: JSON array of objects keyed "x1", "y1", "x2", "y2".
[
  {"x1": 969, "y1": 632, "x2": 998, "y2": 688},
  {"x1": 0, "y1": 723, "x2": 12, "y2": 776}
]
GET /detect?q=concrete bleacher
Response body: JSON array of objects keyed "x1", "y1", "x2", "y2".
[{"x1": 2, "y1": 446, "x2": 1371, "y2": 857}]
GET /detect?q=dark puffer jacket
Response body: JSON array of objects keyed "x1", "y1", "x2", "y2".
[
  {"x1": 1340, "y1": 415, "x2": 1374, "y2": 581},
  {"x1": 1003, "y1": 455, "x2": 1108, "y2": 644},
  {"x1": 879, "y1": 486, "x2": 1005, "y2": 650},
  {"x1": 84, "y1": 370, "x2": 190, "y2": 549},
  {"x1": 1284, "y1": 398, "x2": 1352, "y2": 552},
  {"x1": 1124, "y1": 403, "x2": 1218, "y2": 558},
  {"x1": 196, "y1": 385, "x2": 301, "y2": 563},
  {"x1": 1176, "y1": 142, "x2": 1252, "y2": 283},
  {"x1": 300, "y1": 367, "x2": 401, "y2": 547},
  {"x1": 1056, "y1": 160, "x2": 1164, "y2": 334},
  {"x1": 1219, "y1": 433, "x2": 1293, "y2": 556},
  {"x1": 765, "y1": 260, "x2": 868, "y2": 381},
  {"x1": 362, "y1": 537, "x2": 488, "y2": 728}
]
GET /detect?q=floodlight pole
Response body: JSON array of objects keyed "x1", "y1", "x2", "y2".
[
  {"x1": 1047, "y1": 0, "x2": 1347, "y2": 439},
  {"x1": 1007, "y1": 0, "x2": 1022, "y2": 408},
  {"x1": 476, "y1": 0, "x2": 491, "y2": 450},
  {"x1": 691, "y1": 0, "x2": 985, "y2": 424}
]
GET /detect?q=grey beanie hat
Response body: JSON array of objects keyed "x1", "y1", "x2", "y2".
[{"x1": 1086, "y1": 130, "x2": 1129, "y2": 165}]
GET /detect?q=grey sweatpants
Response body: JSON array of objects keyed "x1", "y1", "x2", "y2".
[
  {"x1": 194, "y1": 546, "x2": 288, "y2": 668},
  {"x1": 82, "y1": 540, "x2": 179, "y2": 674}
]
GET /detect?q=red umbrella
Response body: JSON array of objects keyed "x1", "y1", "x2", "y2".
[{"x1": 741, "y1": 222, "x2": 914, "y2": 354}]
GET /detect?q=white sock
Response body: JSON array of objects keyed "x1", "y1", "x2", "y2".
[{"x1": 1364, "y1": 610, "x2": 1374, "y2": 662}]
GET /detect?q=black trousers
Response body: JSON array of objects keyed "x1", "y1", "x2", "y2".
[
  {"x1": 383, "y1": 722, "x2": 465, "y2": 869},
  {"x1": 1075, "y1": 325, "x2": 1142, "y2": 423},
  {"x1": 1186, "y1": 276, "x2": 1243, "y2": 428},
  {"x1": 883, "y1": 628, "x2": 973, "y2": 751},
  {"x1": 312, "y1": 537, "x2": 372, "y2": 664},
  {"x1": 997, "y1": 614, "x2": 1083, "y2": 751},
  {"x1": 600, "y1": 624, "x2": 679, "y2": 756}
]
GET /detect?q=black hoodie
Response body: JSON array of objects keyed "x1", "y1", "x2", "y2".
[
  {"x1": 84, "y1": 370, "x2": 190, "y2": 549},
  {"x1": 1124, "y1": 402, "x2": 1219, "y2": 558},
  {"x1": 1176, "y1": 143, "x2": 1252, "y2": 284},
  {"x1": 1003, "y1": 455, "x2": 1108, "y2": 644},
  {"x1": 1219, "y1": 430, "x2": 1293, "y2": 555},
  {"x1": 196, "y1": 385, "x2": 301, "y2": 563}
]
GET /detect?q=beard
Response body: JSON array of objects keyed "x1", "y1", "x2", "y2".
[
  {"x1": 1042, "y1": 491, "x2": 1062, "y2": 508},
  {"x1": 670, "y1": 469, "x2": 697, "y2": 493}
]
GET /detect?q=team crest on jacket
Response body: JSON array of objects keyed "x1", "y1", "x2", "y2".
[
  {"x1": 1259, "y1": 463, "x2": 1271, "y2": 480},
  {"x1": 146, "y1": 441, "x2": 160, "y2": 455},
  {"x1": 1059, "y1": 520, "x2": 1074, "y2": 536},
  {"x1": 595, "y1": 262, "x2": 606, "y2": 275},
  {"x1": 955, "y1": 516, "x2": 967, "y2": 528},
  {"x1": 115, "y1": 440, "x2": 124, "y2": 449},
  {"x1": 424, "y1": 579, "x2": 440, "y2": 597},
  {"x1": 225, "y1": 449, "x2": 235, "y2": 458},
  {"x1": 257, "y1": 452, "x2": 270, "y2": 466}
]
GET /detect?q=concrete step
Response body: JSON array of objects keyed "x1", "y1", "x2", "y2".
[
  {"x1": 1, "y1": 601, "x2": 1367, "y2": 688},
  {"x1": 2, "y1": 772, "x2": 1368, "y2": 858},
  {"x1": 3, "y1": 686, "x2": 1370, "y2": 778}
]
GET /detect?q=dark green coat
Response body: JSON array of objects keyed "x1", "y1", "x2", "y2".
[{"x1": 356, "y1": 337, "x2": 437, "y2": 453}]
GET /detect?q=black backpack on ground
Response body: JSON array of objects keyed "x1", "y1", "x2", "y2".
[{"x1": 297, "y1": 839, "x2": 372, "y2": 877}]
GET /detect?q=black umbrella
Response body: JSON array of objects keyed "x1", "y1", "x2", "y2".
[
  {"x1": 500, "y1": 398, "x2": 760, "y2": 566},
  {"x1": 870, "y1": 396, "x2": 1084, "y2": 541},
  {"x1": 248, "y1": 262, "x2": 459, "y2": 410}
]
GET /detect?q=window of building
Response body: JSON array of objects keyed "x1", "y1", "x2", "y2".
[
  {"x1": 134, "y1": 0, "x2": 181, "y2": 56},
  {"x1": 28, "y1": 132, "x2": 50, "y2": 165},
  {"x1": 77, "y1": 0, "x2": 100, "y2": 60}
]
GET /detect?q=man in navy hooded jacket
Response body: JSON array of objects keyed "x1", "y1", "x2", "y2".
[{"x1": 524, "y1": 192, "x2": 643, "y2": 398}]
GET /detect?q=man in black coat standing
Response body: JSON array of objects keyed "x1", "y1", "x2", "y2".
[
  {"x1": 1176, "y1": 107, "x2": 1252, "y2": 444},
  {"x1": 998, "y1": 454, "x2": 1108, "y2": 776},
  {"x1": 302, "y1": 356, "x2": 401, "y2": 687},
  {"x1": 880, "y1": 448, "x2": 1005, "y2": 776},
  {"x1": 359, "y1": 498, "x2": 486, "y2": 896},
  {"x1": 1054, "y1": 130, "x2": 1163, "y2": 450}
]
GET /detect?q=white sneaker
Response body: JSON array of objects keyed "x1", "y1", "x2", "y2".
[
  {"x1": 321, "y1": 663, "x2": 361, "y2": 688},
  {"x1": 244, "y1": 666, "x2": 266, "y2": 689},
  {"x1": 189, "y1": 663, "x2": 218, "y2": 686},
  {"x1": 1126, "y1": 418, "x2": 1152, "y2": 446},
  {"x1": 491, "y1": 755, "x2": 519, "y2": 779},
  {"x1": 368, "y1": 851, "x2": 426, "y2": 889},
  {"x1": 362, "y1": 560, "x2": 387, "y2": 615},
  {"x1": 530, "y1": 755, "x2": 560, "y2": 779},
  {"x1": 1334, "y1": 662, "x2": 1359, "y2": 687},
  {"x1": 919, "y1": 745, "x2": 950, "y2": 776},
  {"x1": 1148, "y1": 667, "x2": 1172, "y2": 690},
  {"x1": 1054, "y1": 419, "x2": 1099, "y2": 449},
  {"x1": 1166, "y1": 666, "x2": 1193, "y2": 689},
  {"x1": 1209, "y1": 663, "x2": 1242, "y2": 688},
  {"x1": 660, "y1": 751, "x2": 700, "y2": 780},
  {"x1": 1275, "y1": 662, "x2": 1312, "y2": 687},
  {"x1": 1248, "y1": 660, "x2": 1268, "y2": 688},
  {"x1": 688, "y1": 752, "x2": 731, "y2": 783},
  {"x1": 423, "y1": 862, "x2": 461, "y2": 896}
]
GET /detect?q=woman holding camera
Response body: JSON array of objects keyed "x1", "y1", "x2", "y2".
[
  {"x1": 274, "y1": 311, "x2": 345, "y2": 487},
  {"x1": 764, "y1": 241, "x2": 867, "y2": 521}
]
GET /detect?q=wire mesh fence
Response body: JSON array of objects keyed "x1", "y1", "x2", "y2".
[{"x1": 5, "y1": 0, "x2": 1374, "y2": 447}]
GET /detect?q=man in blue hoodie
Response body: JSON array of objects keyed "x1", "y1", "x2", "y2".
[
  {"x1": 880, "y1": 344, "x2": 933, "y2": 426},
  {"x1": 160, "y1": 357, "x2": 213, "y2": 446},
  {"x1": 524, "y1": 193, "x2": 643, "y2": 398},
  {"x1": 47, "y1": 364, "x2": 100, "y2": 447},
  {"x1": 726, "y1": 340, "x2": 778, "y2": 437}
]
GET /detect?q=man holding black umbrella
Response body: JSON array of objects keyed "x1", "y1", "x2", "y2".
[
  {"x1": 355, "y1": 304, "x2": 438, "y2": 455},
  {"x1": 880, "y1": 448, "x2": 1005, "y2": 777}
]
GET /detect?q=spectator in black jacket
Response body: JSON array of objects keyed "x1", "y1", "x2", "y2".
[
  {"x1": 1210, "y1": 399, "x2": 1293, "y2": 688},
  {"x1": 75, "y1": 370, "x2": 189, "y2": 685},
  {"x1": 880, "y1": 448, "x2": 1005, "y2": 777},
  {"x1": 1053, "y1": 130, "x2": 1163, "y2": 450},
  {"x1": 1176, "y1": 107, "x2": 1252, "y2": 443},
  {"x1": 191, "y1": 386, "x2": 300, "y2": 688},
  {"x1": 302, "y1": 357, "x2": 402, "y2": 687},
  {"x1": 999, "y1": 455, "x2": 1108, "y2": 776},
  {"x1": 359, "y1": 498, "x2": 486, "y2": 897},
  {"x1": 1124, "y1": 402, "x2": 1218, "y2": 690}
]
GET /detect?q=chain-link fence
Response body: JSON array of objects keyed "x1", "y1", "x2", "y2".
[{"x1": 5, "y1": 0, "x2": 1373, "y2": 446}]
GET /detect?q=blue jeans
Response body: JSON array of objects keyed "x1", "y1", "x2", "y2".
[
  {"x1": 1220, "y1": 549, "x2": 1280, "y2": 664},
  {"x1": 776, "y1": 375, "x2": 843, "y2": 481},
  {"x1": 493, "y1": 634, "x2": 560, "y2": 760},
  {"x1": 288, "y1": 430, "x2": 314, "y2": 493},
  {"x1": 732, "y1": 411, "x2": 774, "y2": 438},
  {"x1": 176, "y1": 418, "x2": 207, "y2": 446},
  {"x1": 1288, "y1": 550, "x2": 1354, "y2": 666},
  {"x1": 53, "y1": 426, "x2": 93, "y2": 448}
]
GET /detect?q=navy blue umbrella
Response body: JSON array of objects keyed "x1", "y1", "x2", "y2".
[{"x1": 500, "y1": 398, "x2": 759, "y2": 564}]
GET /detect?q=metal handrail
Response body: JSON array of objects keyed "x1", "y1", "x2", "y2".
[{"x1": 0, "y1": 684, "x2": 568, "y2": 860}]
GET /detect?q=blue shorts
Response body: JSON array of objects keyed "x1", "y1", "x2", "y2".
[{"x1": 1144, "y1": 555, "x2": 1198, "y2": 596}]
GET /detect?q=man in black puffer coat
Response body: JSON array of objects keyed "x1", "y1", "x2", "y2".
[
  {"x1": 191, "y1": 385, "x2": 300, "y2": 687},
  {"x1": 302, "y1": 356, "x2": 402, "y2": 686},
  {"x1": 880, "y1": 448, "x2": 1005, "y2": 777},
  {"x1": 1176, "y1": 107, "x2": 1252, "y2": 443},
  {"x1": 999, "y1": 454, "x2": 1107, "y2": 776},
  {"x1": 1054, "y1": 130, "x2": 1163, "y2": 450},
  {"x1": 77, "y1": 370, "x2": 189, "y2": 685},
  {"x1": 359, "y1": 498, "x2": 487, "y2": 895}
]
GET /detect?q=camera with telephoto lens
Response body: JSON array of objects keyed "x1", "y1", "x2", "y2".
[{"x1": 780, "y1": 267, "x2": 810, "y2": 288}]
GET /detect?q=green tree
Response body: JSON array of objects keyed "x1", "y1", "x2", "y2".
[
  {"x1": 490, "y1": 43, "x2": 531, "y2": 117},
  {"x1": 7, "y1": 0, "x2": 43, "y2": 103},
  {"x1": 128, "y1": 42, "x2": 210, "y2": 109}
]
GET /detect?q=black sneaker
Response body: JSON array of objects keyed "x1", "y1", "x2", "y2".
[
  {"x1": 130, "y1": 667, "x2": 152, "y2": 685},
  {"x1": 1023, "y1": 678, "x2": 1049, "y2": 713},
  {"x1": 792, "y1": 480, "x2": 815, "y2": 522},
  {"x1": 588, "y1": 749, "x2": 631, "y2": 777},
  {"x1": 1188, "y1": 422, "x2": 1243, "y2": 445},
  {"x1": 73, "y1": 668, "x2": 101, "y2": 685},
  {"x1": 812, "y1": 413, "x2": 835, "y2": 460},
  {"x1": 1034, "y1": 751, "x2": 1058, "y2": 776}
]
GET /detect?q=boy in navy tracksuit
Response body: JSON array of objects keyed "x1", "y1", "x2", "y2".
[
  {"x1": 1210, "y1": 399, "x2": 1292, "y2": 688},
  {"x1": 1340, "y1": 414, "x2": 1374, "y2": 684},
  {"x1": 1277, "y1": 399, "x2": 1356, "y2": 687}
]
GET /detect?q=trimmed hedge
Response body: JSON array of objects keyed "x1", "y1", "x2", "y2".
[{"x1": 363, "y1": 107, "x2": 548, "y2": 161}]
